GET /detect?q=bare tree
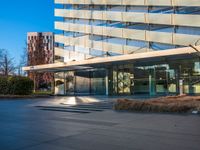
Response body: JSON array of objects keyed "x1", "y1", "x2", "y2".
[
  {"x1": 0, "y1": 50, "x2": 16, "y2": 76},
  {"x1": 17, "y1": 42, "x2": 28, "y2": 76},
  {"x1": 0, "y1": 49, "x2": 6, "y2": 75},
  {"x1": 0, "y1": 49, "x2": 5, "y2": 60}
]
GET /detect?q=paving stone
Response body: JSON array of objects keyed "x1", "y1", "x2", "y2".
[{"x1": 0, "y1": 97, "x2": 199, "y2": 150}]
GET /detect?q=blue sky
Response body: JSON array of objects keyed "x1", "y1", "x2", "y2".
[{"x1": 0, "y1": 0, "x2": 54, "y2": 64}]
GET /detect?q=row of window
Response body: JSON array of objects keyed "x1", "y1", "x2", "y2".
[
  {"x1": 28, "y1": 36, "x2": 53, "y2": 41},
  {"x1": 58, "y1": 36, "x2": 182, "y2": 55},
  {"x1": 58, "y1": 4, "x2": 200, "y2": 14},
  {"x1": 62, "y1": 31, "x2": 182, "y2": 49},
  {"x1": 61, "y1": 18, "x2": 200, "y2": 36}
]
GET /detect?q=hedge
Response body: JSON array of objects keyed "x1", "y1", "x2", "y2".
[
  {"x1": 0, "y1": 76, "x2": 33, "y2": 95},
  {"x1": 0, "y1": 76, "x2": 9, "y2": 94}
]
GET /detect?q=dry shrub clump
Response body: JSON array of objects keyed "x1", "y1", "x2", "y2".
[{"x1": 114, "y1": 96, "x2": 200, "y2": 113}]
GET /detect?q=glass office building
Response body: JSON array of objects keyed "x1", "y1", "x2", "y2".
[
  {"x1": 24, "y1": 0, "x2": 200, "y2": 96},
  {"x1": 53, "y1": 57, "x2": 200, "y2": 96}
]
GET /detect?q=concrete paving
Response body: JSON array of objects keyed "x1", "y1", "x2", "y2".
[{"x1": 0, "y1": 96, "x2": 199, "y2": 150}]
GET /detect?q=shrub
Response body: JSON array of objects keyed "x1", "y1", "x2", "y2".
[
  {"x1": 0, "y1": 76, "x2": 9, "y2": 94},
  {"x1": 8, "y1": 76, "x2": 34, "y2": 95},
  {"x1": 0, "y1": 76, "x2": 33, "y2": 95},
  {"x1": 114, "y1": 97, "x2": 200, "y2": 113}
]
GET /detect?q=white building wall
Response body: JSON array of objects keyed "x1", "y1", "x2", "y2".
[{"x1": 54, "y1": 0, "x2": 200, "y2": 62}]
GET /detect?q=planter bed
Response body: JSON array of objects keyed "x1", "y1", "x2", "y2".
[{"x1": 114, "y1": 95, "x2": 200, "y2": 113}]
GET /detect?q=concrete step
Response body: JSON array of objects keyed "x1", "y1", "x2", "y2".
[
  {"x1": 60, "y1": 103, "x2": 113, "y2": 109},
  {"x1": 36, "y1": 106, "x2": 104, "y2": 112},
  {"x1": 39, "y1": 108, "x2": 91, "y2": 114}
]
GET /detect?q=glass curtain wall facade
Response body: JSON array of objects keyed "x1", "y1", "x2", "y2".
[
  {"x1": 54, "y1": 58, "x2": 200, "y2": 95},
  {"x1": 54, "y1": 0, "x2": 200, "y2": 95},
  {"x1": 55, "y1": 69, "x2": 106, "y2": 95},
  {"x1": 108, "y1": 58, "x2": 200, "y2": 95}
]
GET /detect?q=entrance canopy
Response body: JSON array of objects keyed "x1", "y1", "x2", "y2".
[{"x1": 23, "y1": 46, "x2": 200, "y2": 72}]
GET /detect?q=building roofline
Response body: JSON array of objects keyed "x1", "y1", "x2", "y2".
[{"x1": 27, "y1": 32, "x2": 54, "y2": 36}]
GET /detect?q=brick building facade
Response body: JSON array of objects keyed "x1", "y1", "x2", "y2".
[{"x1": 27, "y1": 32, "x2": 54, "y2": 90}]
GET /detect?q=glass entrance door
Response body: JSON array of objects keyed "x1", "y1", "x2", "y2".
[
  {"x1": 112, "y1": 65, "x2": 132, "y2": 95},
  {"x1": 55, "y1": 72, "x2": 65, "y2": 95},
  {"x1": 117, "y1": 67, "x2": 132, "y2": 95},
  {"x1": 65, "y1": 71, "x2": 75, "y2": 95},
  {"x1": 132, "y1": 67, "x2": 150, "y2": 94},
  {"x1": 117, "y1": 70, "x2": 124, "y2": 94},
  {"x1": 180, "y1": 61, "x2": 200, "y2": 94},
  {"x1": 191, "y1": 62, "x2": 200, "y2": 94},
  {"x1": 155, "y1": 66, "x2": 168, "y2": 94}
]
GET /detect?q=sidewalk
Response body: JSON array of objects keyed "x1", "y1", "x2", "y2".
[{"x1": 0, "y1": 97, "x2": 199, "y2": 150}]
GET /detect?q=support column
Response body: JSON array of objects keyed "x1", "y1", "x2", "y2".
[
  {"x1": 106, "y1": 69, "x2": 109, "y2": 96},
  {"x1": 179, "y1": 79, "x2": 184, "y2": 95},
  {"x1": 149, "y1": 68, "x2": 156, "y2": 96},
  {"x1": 33, "y1": 72, "x2": 36, "y2": 93},
  {"x1": 52, "y1": 73, "x2": 55, "y2": 95},
  {"x1": 188, "y1": 68, "x2": 194, "y2": 95},
  {"x1": 64, "y1": 72, "x2": 66, "y2": 95}
]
